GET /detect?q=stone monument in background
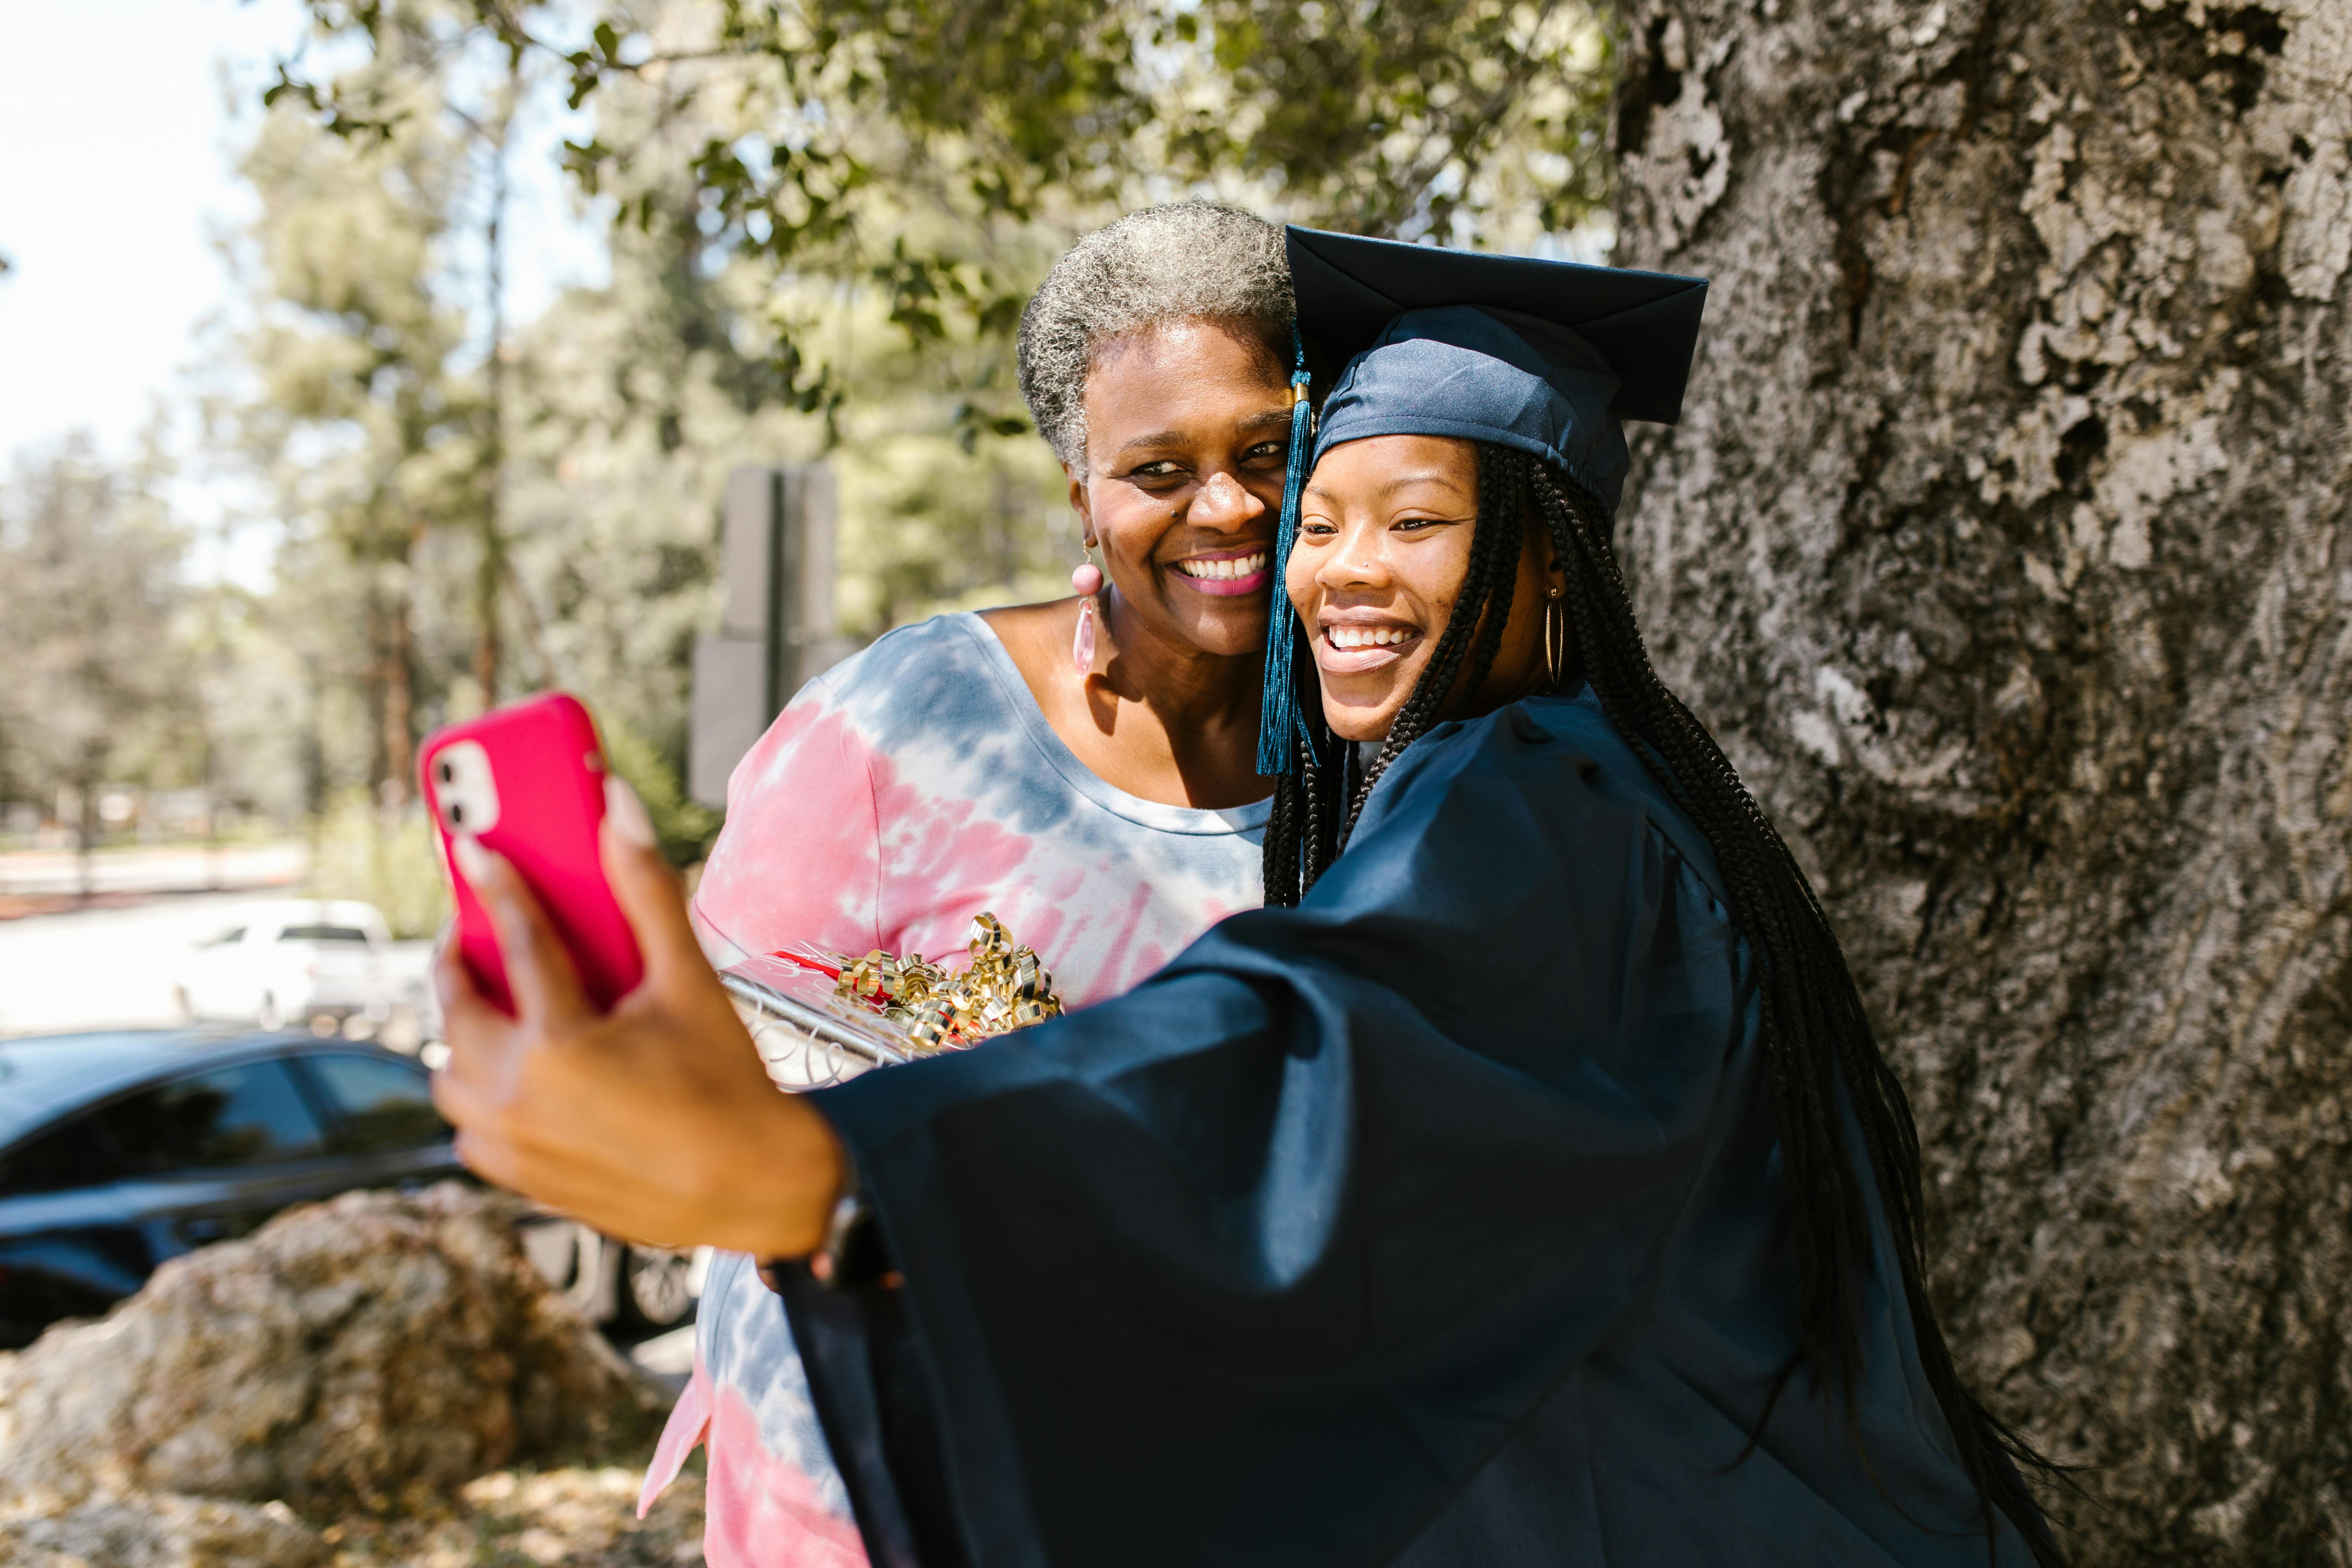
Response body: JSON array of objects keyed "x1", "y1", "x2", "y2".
[{"x1": 688, "y1": 464, "x2": 854, "y2": 810}]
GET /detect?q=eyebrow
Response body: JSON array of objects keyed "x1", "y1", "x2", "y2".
[
  {"x1": 1112, "y1": 407, "x2": 1298, "y2": 462},
  {"x1": 1303, "y1": 471, "x2": 1472, "y2": 506}
]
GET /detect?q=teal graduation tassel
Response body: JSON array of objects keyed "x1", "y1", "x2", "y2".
[{"x1": 1255, "y1": 330, "x2": 1317, "y2": 776}]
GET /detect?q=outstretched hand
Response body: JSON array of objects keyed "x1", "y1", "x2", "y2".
[{"x1": 430, "y1": 776, "x2": 844, "y2": 1258}]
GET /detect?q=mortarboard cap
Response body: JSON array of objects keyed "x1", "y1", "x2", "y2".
[{"x1": 1286, "y1": 225, "x2": 1708, "y2": 518}]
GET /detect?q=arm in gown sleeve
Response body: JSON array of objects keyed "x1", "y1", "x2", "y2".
[{"x1": 778, "y1": 696, "x2": 1762, "y2": 1568}]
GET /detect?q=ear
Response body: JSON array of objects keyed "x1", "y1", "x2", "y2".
[
  {"x1": 1524, "y1": 497, "x2": 1565, "y2": 594},
  {"x1": 1063, "y1": 461, "x2": 1093, "y2": 543}
]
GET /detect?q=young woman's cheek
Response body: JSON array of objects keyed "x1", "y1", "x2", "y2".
[
  {"x1": 1283, "y1": 550, "x2": 1319, "y2": 618},
  {"x1": 1410, "y1": 530, "x2": 1478, "y2": 639}
]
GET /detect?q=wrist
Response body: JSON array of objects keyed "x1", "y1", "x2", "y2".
[
  {"x1": 805, "y1": 1171, "x2": 893, "y2": 1289},
  {"x1": 709, "y1": 1091, "x2": 847, "y2": 1258}
]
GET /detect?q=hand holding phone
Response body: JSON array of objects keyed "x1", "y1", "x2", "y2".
[
  {"x1": 421, "y1": 692, "x2": 645, "y2": 1014},
  {"x1": 422, "y1": 720, "x2": 844, "y2": 1258}
]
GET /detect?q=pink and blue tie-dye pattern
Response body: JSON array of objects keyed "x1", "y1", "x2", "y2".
[
  {"x1": 637, "y1": 1252, "x2": 868, "y2": 1567},
  {"x1": 640, "y1": 612, "x2": 1266, "y2": 1564}
]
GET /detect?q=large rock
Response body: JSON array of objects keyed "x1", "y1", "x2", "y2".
[
  {"x1": 0, "y1": 1492, "x2": 323, "y2": 1568},
  {"x1": 0, "y1": 1183, "x2": 664, "y2": 1563}
]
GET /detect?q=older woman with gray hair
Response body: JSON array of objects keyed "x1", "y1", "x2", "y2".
[{"x1": 636, "y1": 201, "x2": 1294, "y2": 1567}]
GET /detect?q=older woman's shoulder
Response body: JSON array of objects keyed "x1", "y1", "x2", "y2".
[
  {"x1": 796, "y1": 611, "x2": 1029, "y2": 737},
  {"x1": 808, "y1": 610, "x2": 992, "y2": 692}
]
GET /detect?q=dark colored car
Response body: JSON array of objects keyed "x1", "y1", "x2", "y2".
[
  {"x1": 0, "y1": 1028, "x2": 701, "y2": 1349},
  {"x1": 0, "y1": 1028, "x2": 462, "y2": 1347}
]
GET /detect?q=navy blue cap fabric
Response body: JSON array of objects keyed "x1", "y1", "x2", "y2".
[
  {"x1": 1314, "y1": 305, "x2": 1633, "y2": 514},
  {"x1": 1285, "y1": 226, "x2": 1708, "y2": 516}
]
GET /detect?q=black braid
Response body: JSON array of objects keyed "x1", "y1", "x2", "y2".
[
  {"x1": 1262, "y1": 441, "x2": 2065, "y2": 1564},
  {"x1": 1450, "y1": 476, "x2": 1522, "y2": 714},
  {"x1": 1260, "y1": 773, "x2": 1295, "y2": 902},
  {"x1": 1262, "y1": 612, "x2": 1340, "y2": 903}
]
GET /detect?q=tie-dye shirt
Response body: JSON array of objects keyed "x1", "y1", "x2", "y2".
[{"x1": 640, "y1": 610, "x2": 1268, "y2": 1565}]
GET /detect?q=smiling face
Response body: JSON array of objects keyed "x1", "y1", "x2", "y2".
[
  {"x1": 1287, "y1": 434, "x2": 1560, "y2": 741},
  {"x1": 1068, "y1": 318, "x2": 1294, "y2": 659}
]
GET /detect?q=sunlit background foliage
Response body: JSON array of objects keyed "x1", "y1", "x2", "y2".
[{"x1": 0, "y1": 0, "x2": 1613, "y2": 928}]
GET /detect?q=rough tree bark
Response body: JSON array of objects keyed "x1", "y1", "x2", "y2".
[{"x1": 1610, "y1": 0, "x2": 2352, "y2": 1559}]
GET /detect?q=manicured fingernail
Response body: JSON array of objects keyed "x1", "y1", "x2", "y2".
[
  {"x1": 605, "y1": 775, "x2": 656, "y2": 848},
  {"x1": 452, "y1": 832, "x2": 495, "y2": 885}
]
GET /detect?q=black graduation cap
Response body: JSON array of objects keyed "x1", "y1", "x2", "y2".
[{"x1": 1287, "y1": 225, "x2": 1708, "y2": 427}]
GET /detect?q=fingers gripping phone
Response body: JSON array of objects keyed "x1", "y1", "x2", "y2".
[{"x1": 421, "y1": 692, "x2": 645, "y2": 1015}]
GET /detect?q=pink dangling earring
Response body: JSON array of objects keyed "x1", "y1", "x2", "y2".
[{"x1": 1070, "y1": 540, "x2": 1104, "y2": 680}]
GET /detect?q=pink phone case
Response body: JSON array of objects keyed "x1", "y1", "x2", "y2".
[{"x1": 420, "y1": 692, "x2": 645, "y2": 1015}]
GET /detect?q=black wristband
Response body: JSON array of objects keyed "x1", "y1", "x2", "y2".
[{"x1": 802, "y1": 1164, "x2": 892, "y2": 1290}]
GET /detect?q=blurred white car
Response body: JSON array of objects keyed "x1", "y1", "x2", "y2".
[{"x1": 175, "y1": 900, "x2": 423, "y2": 1036}]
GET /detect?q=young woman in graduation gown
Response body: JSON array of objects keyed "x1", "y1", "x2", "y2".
[{"x1": 432, "y1": 227, "x2": 2065, "y2": 1566}]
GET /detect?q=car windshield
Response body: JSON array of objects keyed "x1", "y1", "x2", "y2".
[{"x1": 276, "y1": 925, "x2": 370, "y2": 943}]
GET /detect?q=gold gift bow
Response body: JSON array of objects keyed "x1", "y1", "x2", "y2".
[{"x1": 830, "y1": 912, "x2": 1063, "y2": 1051}]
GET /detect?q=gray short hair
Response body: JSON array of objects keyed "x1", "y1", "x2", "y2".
[{"x1": 1017, "y1": 201, "x2": 1295, "y2": 469}]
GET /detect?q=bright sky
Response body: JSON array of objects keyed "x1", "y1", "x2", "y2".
[
  {"x1": 0, "y1": 0, "x2": 604, "y2": 580},
  {"x1": 0, "y1": 0, "x2": 309, "y2": 469}
]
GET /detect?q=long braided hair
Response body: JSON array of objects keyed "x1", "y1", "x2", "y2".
[{"x1": 1262, "y1": 442, "x2": 2064, "y2": 1565}]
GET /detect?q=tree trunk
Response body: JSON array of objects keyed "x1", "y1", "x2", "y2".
[
  {"x1": 380, "y1": 555, "x2": 417, "y2": 812},
  {"x1": 1610, "y1": 0, "x2": 2352, "y2": 1560},
  {"x1": 72, "y1": 772, "x2": 98, "y2": 905},
  {"x1": 475, "y1": 72, "x2": 515, "y2": 713}
]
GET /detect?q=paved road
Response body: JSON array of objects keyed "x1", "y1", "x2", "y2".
[
  {"x1": 1, "y1": 841, "x2": 330, "y2": 1036},
  {"x1": 0, "y1": 891, "x2": 261, "y2": 1036}
]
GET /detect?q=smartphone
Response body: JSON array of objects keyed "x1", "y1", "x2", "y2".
[{"x1": 420, "y1": 692, "x2": 645, "y2": 1015}]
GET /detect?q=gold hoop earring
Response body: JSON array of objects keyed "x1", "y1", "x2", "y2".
[{"x1": 1544, "y1": 589, "x2": 1565, "y2": 690}]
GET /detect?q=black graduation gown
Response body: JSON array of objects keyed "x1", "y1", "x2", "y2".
[{"x1": 778, "y1": 688, "x2": 2041, "y2": 1567}]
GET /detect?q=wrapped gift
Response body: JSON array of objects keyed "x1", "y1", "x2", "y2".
[{"x1": 722, "y1": 913, "x2": 1064, "y2": 1089}]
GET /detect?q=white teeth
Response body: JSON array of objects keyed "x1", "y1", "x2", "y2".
[
  {"x1": 1326, "y1": 626, "x2": 1414, "y2": 649},
  {"x1": 1176, "y1": 552, "x2": 1268, "y2": 580}
]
